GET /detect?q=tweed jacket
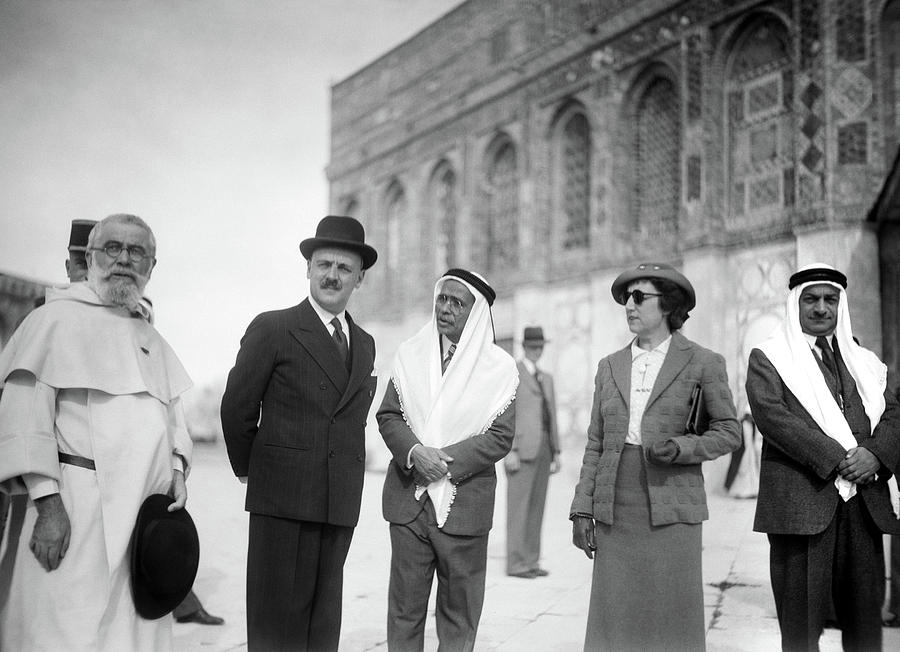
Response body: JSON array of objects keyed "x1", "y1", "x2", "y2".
[
  {"x1": 570, "y1": 332, "x2": 740, "y2": 526},
  {"x1": 747, "y1": 348, "x2": 900, "y2": 536},
  {"x1": 221, "y1": 299, "x2": 377, "y2": 527},
  {"x1": 513, "y1": 360, "x2": 560, "y2": 460},
  {"x1": 378, "y1": 382, "x2": 515, "y2": 536}
]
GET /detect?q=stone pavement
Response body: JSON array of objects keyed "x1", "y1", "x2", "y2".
[{"x1": 176, "y1": 443, "x2": 899, "y2": 651}]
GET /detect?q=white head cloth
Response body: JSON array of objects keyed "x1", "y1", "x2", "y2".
[
  {"x1": 391, "y1": 272, "x2": 518, "y2": 527},
  {"x1": 757, "y1": 263, "x2": 887, "y2": 501}
]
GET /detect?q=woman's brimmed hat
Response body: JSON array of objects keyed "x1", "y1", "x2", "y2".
[
  {"x1": 611, "y1": 262, "x2": 696, "y2": 311},
  {"x1": 299, "y1": 215, "x2": 378, "y2": 270}
]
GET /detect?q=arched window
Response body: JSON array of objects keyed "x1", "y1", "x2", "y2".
[
  {"x1": 881, "y1": 1, "x2": 900, "y2": 159},
  {"x1": 384, "y1": 181, "x2": 406, "y2": 293},
  {"x1": 555, "y1": 108, "x2": 591, "y2": 249},
  {"x1": 484, "y1": 138, "x2": 519, "y2": 272},
  {"x1": 429, "y1": 162, "x2": 458, "y2": 276},
  {"x1": 634, "y1": 74, "x2": 680, "y2": 238},
  {"x1": 725, "y1": 15, "x2": 794, "y2": 226}
]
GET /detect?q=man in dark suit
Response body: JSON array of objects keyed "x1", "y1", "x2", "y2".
[
  {"x1": 747, "y1": 263, "x2": 900, "y2": 652},
  {"x1": 504, "y1": 326, "x2": 560, "y2": 578},
  {"x1": 221, "y1": 215, "x2": 378, "y2": 651},
  {"x1": 378, "y1": 269, "x2": 518, "y2": 652}
]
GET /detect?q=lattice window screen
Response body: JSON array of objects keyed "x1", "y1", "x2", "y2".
[
  {"x1": 385, "y1": 184, "x2": 406, "y2": 275},
  {"x1": 562, "y1": 113, "x2": 591, "y2": 249},
  {"x1": 837, "y1": 122, "x2": 868, "y2": 164},
  {"x1": 487, "y1": 143, "x2": 519, "y2": 271},
  {"x1": 686, "y1": 34, "x2": 703, "y2": 122},
  {"x1": 433, "y1": 168, "x2": 458, "y2": 275},
  {"x1": 726, "y1": 17, "x2": 793, "y2": 224},
  {"x1": 836, "y1": 0, "x2": 866, "y2": 63},
  {"x1": 635, "y1": 77, "x2": 680, "y2": 239}
]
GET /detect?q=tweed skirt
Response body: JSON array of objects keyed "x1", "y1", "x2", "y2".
[{"x1": 584, "y1": 445, "x2": 705, "y2": 652}]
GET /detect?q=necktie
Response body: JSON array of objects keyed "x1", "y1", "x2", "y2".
[
  {"x1": 442, "y1": 343, "x2": 456, "y2": 374},
  {"x1": 816, "y1": 336, "x2": 843, "y2": 406},
  {"x1": 331, "y1": 317, "x2": 350, "y2": 370}
]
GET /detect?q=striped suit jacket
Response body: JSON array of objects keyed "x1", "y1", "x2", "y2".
[{"x1": 221, "y1": 298, "x2": 377, "y2": 527}]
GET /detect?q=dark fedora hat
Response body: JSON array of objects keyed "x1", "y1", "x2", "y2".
[
  {"x1": 522, "y1": 326, "x2": 549, "y2": 345},
  {"x1": 130, "y1": 494, "x2": 200, "y2": 620},
  {"x1": 611, "y1": 262, "x2": 696, "y2": 311},
  {"x1": 68, "y1": 219, "x2": 98, "y2": 252},
  {"x1": 299, "y1": 215, "x2": 378, "y2": 270}
]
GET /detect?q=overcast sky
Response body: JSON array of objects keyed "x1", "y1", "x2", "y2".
[{"x1": 0, "y1": 0, "x2": 458, "y2": 386}]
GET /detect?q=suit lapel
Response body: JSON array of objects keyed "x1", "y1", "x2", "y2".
[
  {"x1": 645, "y1": 332, "x2": 692, "y2": 410},
  {"x1": 289, "y1": 299, "x2": 349, "y2": 391},
  {"x1": 610, "y1": 345, "x2": 632, "y2": 409},
  {"x1": 517, "y1": 361, "x2": 540, "y2": 395}
]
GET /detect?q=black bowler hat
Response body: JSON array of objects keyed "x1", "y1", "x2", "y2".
[
  {"x1": 130, "y1": 494, "x2": 200, "y2": 620},
  {"x1": 611, "y1": 262, "x2": 696, "y2": 311},
  {"x1": 522, "y1": 326, "x2": 549, "y2": 346},
  {"x1": 299, "y1": 215, "x2": 378, "y2": 270},
  {"x1": 68, "y1": 219, "x2": 98, "y2": 252}
]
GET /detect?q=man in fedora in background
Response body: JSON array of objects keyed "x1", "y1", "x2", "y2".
[
  {"x1": 505, "y1": 326, "x2": 560, "y2": 578},
  {"x1": 221, "y1": 215, "x2": 378, "y2": 651}
]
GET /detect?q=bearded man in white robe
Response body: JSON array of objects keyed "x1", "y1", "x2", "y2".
[{"x1": 0, "y1": 213, "x2": 193, "y2": 651}]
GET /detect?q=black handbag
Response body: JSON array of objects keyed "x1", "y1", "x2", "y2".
[{"x1": 685, "y1": 383, "x2": 708, "y2": 435}]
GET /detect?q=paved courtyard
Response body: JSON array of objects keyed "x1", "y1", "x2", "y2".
[{"x1": 176, "y1": 443, "x2": 899, "y2": 651}]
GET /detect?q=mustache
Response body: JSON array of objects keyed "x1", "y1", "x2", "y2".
[{"x1": 320, "y1": 278, "x2": 342, "y2": 290}]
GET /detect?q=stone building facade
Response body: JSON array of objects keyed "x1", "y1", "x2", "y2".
[
  {"x1": 0, "y1": 272, "x2": 47, "y2": 348},
  {"x1": 327, "y1": 0, "x2": 900, "y2": 469}
]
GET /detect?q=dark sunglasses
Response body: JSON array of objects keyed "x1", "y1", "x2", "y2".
[{"x1": 621, "y1": 289, "x2": 663, "y2": 305}]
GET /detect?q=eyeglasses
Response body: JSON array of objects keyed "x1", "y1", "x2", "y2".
[
  {"x1": 436, "y1": 293, "x2": 466, "y2": 314},
  {"x1": 90, "y1": 241, "x2": 151, "y2": 263},
  {"x1": 622, "y1": 289, "x2": 663, "y2": 305}
]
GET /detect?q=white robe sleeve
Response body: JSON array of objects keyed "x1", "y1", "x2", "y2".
[
  {"x1": 0, "y1": 371, "x2": 60, "y2": 498},
  {"x1": 168, "y1": 395, "x2": 193, "y2": 478}
]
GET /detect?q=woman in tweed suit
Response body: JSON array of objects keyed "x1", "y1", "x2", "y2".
[{"x1": 570, "y1": 263, "x2": 740, "y2": 652}]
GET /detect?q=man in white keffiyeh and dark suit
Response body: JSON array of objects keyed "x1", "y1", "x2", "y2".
[
  {"x1": 378, "y1": 268, "x2": 518, "y2": 652},
  {"x1": 747, "y1": 263, "x2": 900, "y2": 652}
]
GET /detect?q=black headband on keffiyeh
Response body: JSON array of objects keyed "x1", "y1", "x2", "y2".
[
  {"x1": 788, "y1": 266, "x2": 847, "y2": 290},
  {"x1": 443, "y1": 268, "x2": 496, "y2": 305}
]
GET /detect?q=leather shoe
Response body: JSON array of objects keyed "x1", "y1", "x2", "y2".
[
  {"x1": 176, "y1": 607, "x2": 225, "y2": 625},
  {"x1": 507, "y1": 569, "x2": 537, "y2": 579},
  {"x1": 532, "y1": 568, "x2": 549, "y2": 577}
]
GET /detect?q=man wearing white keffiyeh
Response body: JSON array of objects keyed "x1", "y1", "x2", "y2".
[
  {"x1": 747, "y1": 262, "x2": 900, "y2": 652},
  {"x1": 378, "y1": 268, "x2": 518, "y2": 652}
]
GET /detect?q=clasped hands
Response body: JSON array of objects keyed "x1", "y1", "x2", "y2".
[
  {"x1": 410, "y1": 445, "x2": 454, "y2": 485},
  {"x1": 837, "y1": 446, "x2": 880, "y2": 485},
  {"x1": 28, "y1": 469, "x2": 187, "y2": 573}
]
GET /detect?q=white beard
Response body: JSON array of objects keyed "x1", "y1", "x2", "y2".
[{"x1": 90, "y1": 274, "x2": 145, "y2": 312}]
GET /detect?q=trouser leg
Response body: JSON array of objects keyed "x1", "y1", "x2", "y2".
[
  {"x1": 387, "y1": 510, "x2": 436, "y2": 652},
  {"x1": 768, "y1": 525, "x2": 834, "y2": 652},
  {"x1": 831, "y1": 497, "x2": 883, "y2": 652}
]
